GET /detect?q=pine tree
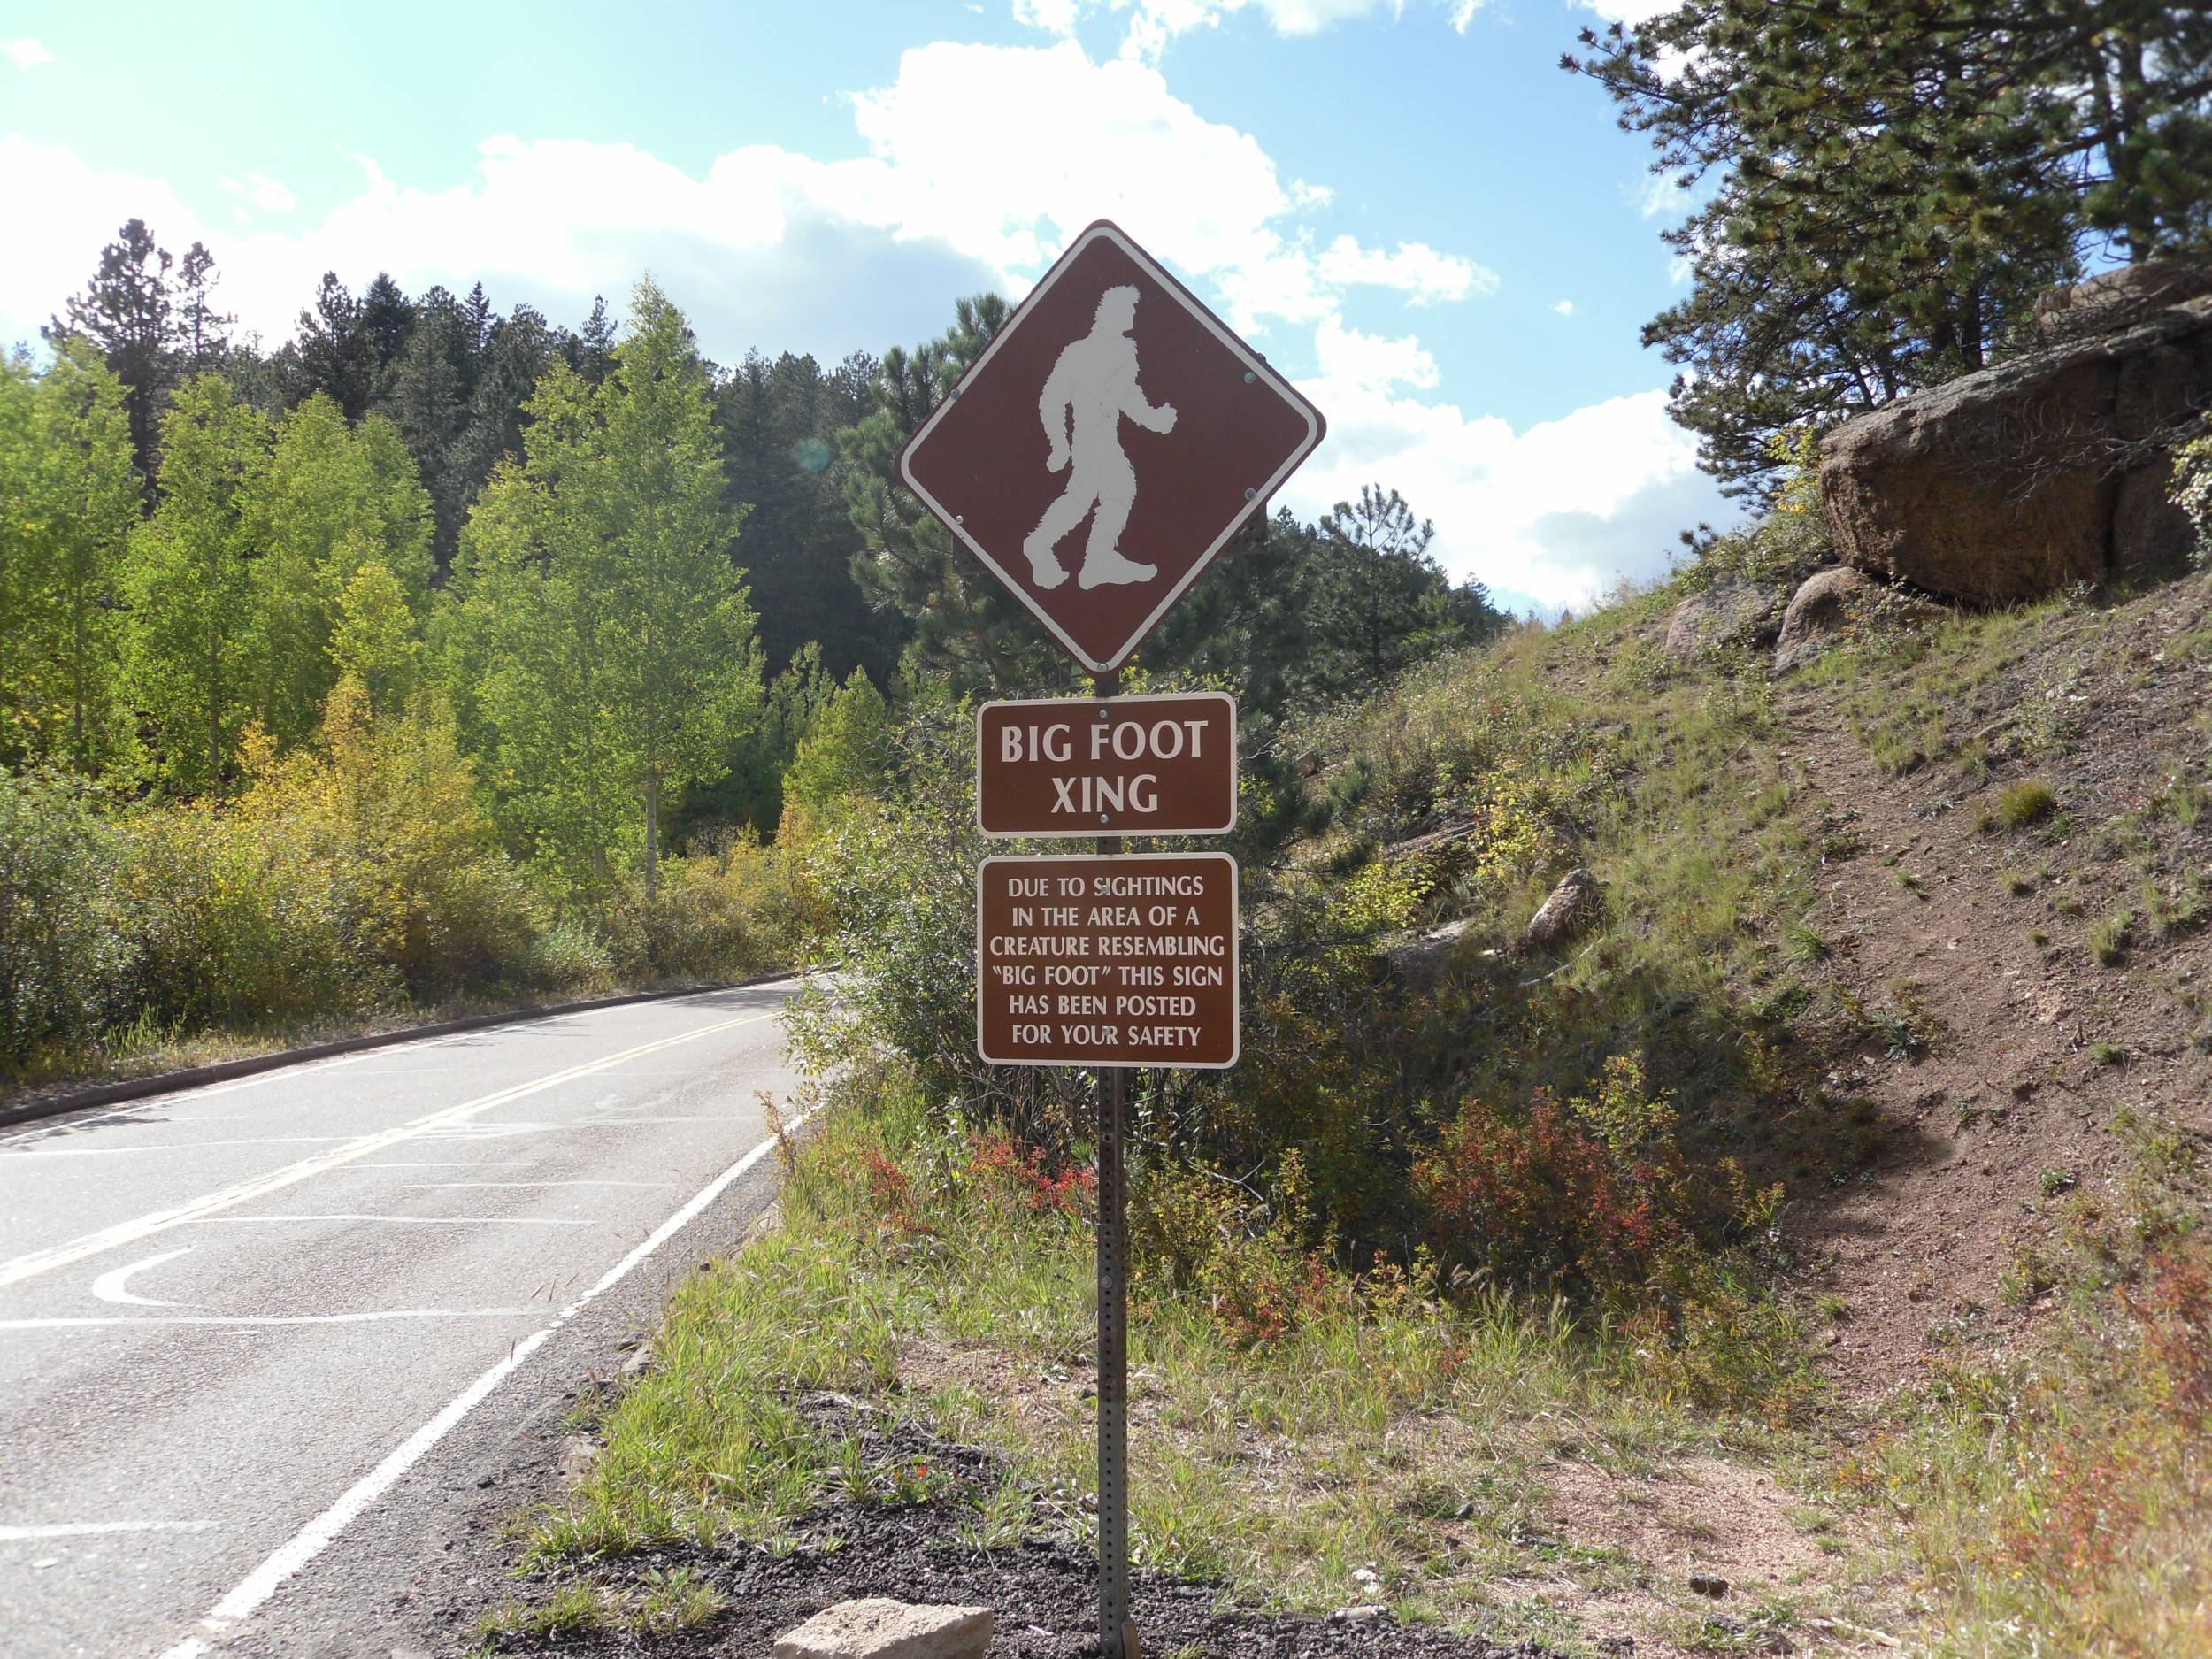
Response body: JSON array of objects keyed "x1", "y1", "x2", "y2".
[
  {"x1": 377, "y1": 293, "x2": 473, "y2": 571},
  {"x1": 47, "y1": 217, "x2": 179, "y2": 486},
  {"x1": 717, "y1": 349, "x2": 894, "y2": 681},
  {"x1": 291, "y1": 274, "x2": 378, "y2": 419},
  {"x1": 359, "y1": 273, "x2": 417, "y2": 389},
  {"x1": 1568, "y1": 0, "x2": 2212, "y2": 494},
  {"x1": 576, "y1": 296, "x2": 617, "y2": 385},
  {"x1": 841, "y1": 293, "x2": 1076, "y2": 696},
  {"x1": 175, "y1": 242, "x2": 233, "y2": 379}
]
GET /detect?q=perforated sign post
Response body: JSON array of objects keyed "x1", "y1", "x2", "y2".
[{"x1": 902, "y1": 219, "x2": 1324, "y2": 1659}]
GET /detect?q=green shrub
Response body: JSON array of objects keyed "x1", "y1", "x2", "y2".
[
  {"x1": 113, "y1": 804, "x2": 369, "y2": 1031},
  {"x1": 240, "y1": 683, "x2": 538, "y2": 998},
  {"x1": 521, "y1": 915, "x2": 618, "y2": 997},
  {"x1": 0, "y1": 767, "x2": 129, "y2": 1065}
]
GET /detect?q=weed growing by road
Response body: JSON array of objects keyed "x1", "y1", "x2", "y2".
[{"x1": 1844, "y1": 1112, "x2": 2212, "y2": 1656}]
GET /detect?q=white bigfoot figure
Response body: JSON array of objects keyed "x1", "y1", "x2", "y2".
[{"x1": 1022, "y1": 284, "x2": 1178, "y2": 591}]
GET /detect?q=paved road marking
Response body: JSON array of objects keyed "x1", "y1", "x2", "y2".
[
  {"x1": 398, "y1": 1180, "x2": 672, "y2": 1190},
  {"x1": 91, "y1": 1248, "x2": 193, "y2": 1307},
  {"x1": 0, "y1": 981, "x2": 793, "y2": 1152},
  {"x1": 0, "y1": 1309, "x2": 542, "y2": 1331},
  {"x1": 154, "y1": 1112, "x2": 804, "y2": 1659},
  {"x1": 184, "y1": 1214, "x2": 596, "y2": 1226},
  {"x1": 0, "y1": 1522, "x2": 216, "y2": 1541},
  {"x1": 358, "y1": 1161, "x2": 537, "y2": 1169},
  {"x1": 572, "y1": 1116, "x2": 759, "y2": 1125},
  {"x1": 0, "y1": 1010, "x2": 775, "y2": 1291},
  {"x1": 0, "y1": 1139, "x2": 352, "y2": 1160}
]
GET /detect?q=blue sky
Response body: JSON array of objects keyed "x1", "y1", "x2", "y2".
[{"x1": 1, "y1": 0, "x2": 1721, "y2": 613}]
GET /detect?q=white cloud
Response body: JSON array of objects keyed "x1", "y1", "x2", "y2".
[
  {"x1": 1286, "y1": 368, "x2": 1724, "y2": 609},
  {"x1": 1013, "y1": 2, "x2": 1483, "y2": 63},
  {"x1": 4, "y1": 36, "x2": 53, "y2": 71},
  {"x1": 1012, "y1": 0, "x2": 1084, "y2": 30},
  {"x1": 222, "y1": 173, "x2": 298, "y2": 213},
  {"x1": 1573, "y1": 0, "x2": 1677, "y2": 22},
  {"x1": 1314, "y1": 235, "x2": 1494, "y2": 304},
  {"x1": 1, "y1": 36, "x2": 1710, "y2": 605},
  {"x1": 1314, "y1": 315, "x2": 1439, "y2": 390},
  {"x1": 9, "y1": 42, "x2": 1481, "y2": 352},
  {"x1": 1552, "y1": 299, "x2": 1575, "y2": 317}
]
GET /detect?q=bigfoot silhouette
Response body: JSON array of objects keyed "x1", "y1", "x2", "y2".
[{"x1": 1022, "y1": 285, "x2": 1179, "y2": 591}]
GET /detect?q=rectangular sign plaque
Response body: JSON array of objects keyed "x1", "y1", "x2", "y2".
[
  {"x1": 977, "y1": 851, "x2": 1238, "y2": 1068},
  {"x1": 977, "y1": 691, "x2": 1235, "y2": 839}
]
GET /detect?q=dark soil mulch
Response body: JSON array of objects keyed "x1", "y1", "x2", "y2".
[{"x1": 488, "y1": 1394, "x2": 1552, "y2": 1659}]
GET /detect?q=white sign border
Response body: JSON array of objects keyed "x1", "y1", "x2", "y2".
[
  {"x1": 899, "y1": 220, "x2": 1325, "y2": 674},
  {"x1": 974, "y1": 689, "x2": 1239, "y2": 840},
  {"x1": 975, "y1": 849, "x2": 1240, "y2": 1070}
]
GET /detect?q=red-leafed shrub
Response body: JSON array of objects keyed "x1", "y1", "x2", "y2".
[
  {"x1": 860, "y1": 1148, "x2": 914, "y2": 1225},
  {"x1": 2128, "y1": 1248, "x2": 2212, "y2": 1429},
  {"x1": 1415, "y1": 1094, "x2": 1687, "y2": 1296},
  {"x1": 965, "y1": 1126, "x2": 1096, "y2": 1217},
  {"x1": 1412, "y1": 1058, "x2": 1734, "y2": 1302}
]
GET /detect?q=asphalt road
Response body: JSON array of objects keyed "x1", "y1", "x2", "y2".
[{"x1": 0, "y1": 980, "x2": 806, "y2": 1659}]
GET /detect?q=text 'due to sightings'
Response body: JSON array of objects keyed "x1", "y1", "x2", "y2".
[{"x1": 977, "y1": 852, "x2": 1238, "y2": 1068}]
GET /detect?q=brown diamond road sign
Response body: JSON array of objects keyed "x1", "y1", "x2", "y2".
[{"x1": 899, "y1": 220, "x2": 1326, "y2": 672}]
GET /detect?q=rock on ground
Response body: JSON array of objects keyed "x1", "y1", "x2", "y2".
[
  {"x1": 773, "y1": 1597, "x2": 994, "y2": 1659},
  {"x1": 1663, "y1": 579, "x2": 1791, "y2": 663},
  {"x1": 1819, "y1": 288, "x2": 2212, "y2": 604},
  {"x1": 1770, "y1": 567, "x2": 1947, "y2": 674},
  {"x1": 1520, "y1": 869, "x2": 1599, "y2": 955}
]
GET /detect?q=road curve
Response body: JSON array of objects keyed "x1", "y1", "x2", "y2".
[{"x1": 0, "y1": 980, "x2": 806, "y2": 1659}]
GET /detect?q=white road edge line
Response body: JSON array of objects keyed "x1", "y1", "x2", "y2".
[
  {"x1": 152, "y1": 1112, "x2": 804, "y2": 1659},
  {"x1": 0, "y1": 1521, "x2": 217, "y2": 1541},
  {"x1": 0, "y1": 1010, "x2": 775, "y2": 1289}
]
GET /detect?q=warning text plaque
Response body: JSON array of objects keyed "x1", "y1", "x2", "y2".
[{"x1": 977, "y1": 852, "x2": 1238, "y2": 1068}]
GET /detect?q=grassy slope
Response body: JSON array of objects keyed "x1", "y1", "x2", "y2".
[{"x1": 495, "y1": 560, "x2": 2212, "y2": 1657}]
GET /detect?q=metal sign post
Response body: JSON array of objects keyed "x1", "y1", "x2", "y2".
[
  {"x1": 1093, "y1": 667, "x2": 1133, "y2": 1659},
  {"x1": 895, "y1": 219, "x2": 1323, "y2": 1659}
]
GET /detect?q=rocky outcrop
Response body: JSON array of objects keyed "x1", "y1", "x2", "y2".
[
  {"x1": 774, "y1": 1599, "x2": 995, "y2": 1659},
  {"x1": 1663, "y1": 579, "x2": 1790, "y2": 663},
  {"x1": 1820, "y1": 290, "x2": 2212, "y2": 604},
  {"x1": 1520, "y1": 868, "x2": 1599, "y2": 955},
  {"x1": 1770, "y1": 567, "x2": 1947, "y2": 673},
  {"x1": 2032, "y1": 260, "x2": 2212, "y2": 344}
]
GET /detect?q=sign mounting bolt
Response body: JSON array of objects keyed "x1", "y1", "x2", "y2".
[
  {"x1": 1242, "y1": 371, "x2": 1256, "y2": 383},
  {"x1": 1244, "y1": 488, "x2": 1256, "y2": 500}
]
